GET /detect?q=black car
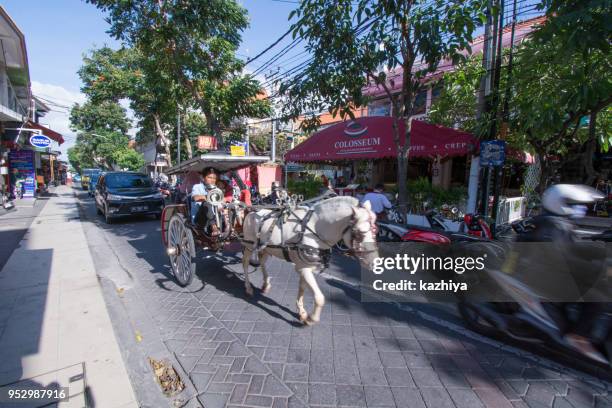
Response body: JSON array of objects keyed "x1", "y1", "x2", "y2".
[{"x1": 95, "y1": 172, "x2": 164, "y2": 223}]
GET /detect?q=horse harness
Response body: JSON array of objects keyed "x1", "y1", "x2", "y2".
[{"x1": 241, "y1": 206, "x2": 352, "y2": 268}]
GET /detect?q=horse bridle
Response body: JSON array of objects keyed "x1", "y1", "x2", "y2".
[{"x1": 344, "y1": 209, "x2": 378, "y2": 256}]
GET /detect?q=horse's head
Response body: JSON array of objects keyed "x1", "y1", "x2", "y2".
[{"x1": 342, "y1": 200, "x2": 379, "y2": 268}]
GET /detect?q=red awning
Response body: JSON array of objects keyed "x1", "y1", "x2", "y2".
[
  {"x1": 285, "y1": 116, "x2": 477, "y2": 162},
  {"x1": 26, "y1": 121, "x2": 64, "y2": 145}
]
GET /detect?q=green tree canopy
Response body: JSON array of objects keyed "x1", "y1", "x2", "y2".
[
  {"x1": 279, "y1": 0, "x2": 486, "y2": 210},
  {"x1": 70, "y1": 100, "x2": 130, "y2": 134},
  {"x1": 85, "y1": 0, "x2": 271, "y2": 145}
]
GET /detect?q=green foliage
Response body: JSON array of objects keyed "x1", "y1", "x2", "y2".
[
  {"x1": 279, "y1": 0, "x2": 486, "y2": 208},
  {"x1": 403, "y1": 177, "x2": 467, "y2": 209},
  {"x1": 429, "y1": 5, "x2": 612, "y2": 165},
  {"x1": 287, "y1": 175, "x2": 324, "y2": 199},
  {"x1": 67, "y1": 146, "x2": 93, "y2": 174},
  {"x1": 85, "y1": 0, "x2": 272, "y2": 144},
  {"x1": 510, "y1": 26, "x2": 611, "y2": 158},
  {"x1": 534, "y1": 0, "x2": 611, "y2": 59},
  {"x1": 70, "y1": 100, "x2": 131, "y2": 134},
  {"x1": 427, "y1": 56, "x2": 486, "y2": 136},
  {"x1": 69, "y1": 99, "x2": 136, "y2": 170},
  {"x1": 112, "y1": 148, "x2": 145, "y2": 171},
  {"x1": 280, "y1": 0, "x2": 486, "y2": 130}
]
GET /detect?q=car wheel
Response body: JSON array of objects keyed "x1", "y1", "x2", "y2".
[{"x1": 104, "y1": 205, "x2": 114, "y2": 224}]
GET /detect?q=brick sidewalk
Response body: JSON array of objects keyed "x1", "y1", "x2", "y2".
[
  {"x1": 134, "y1": 256, "x2": 612, "y2": 408},
  {"x1": 74, "y1": 189, "x2": 612, "y2": 408}
]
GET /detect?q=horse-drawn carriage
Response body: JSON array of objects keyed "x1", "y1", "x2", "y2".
[
  {"x1": 161, "y1": 152, "x2": 379, "y2": 325},
  {"x1": 161, "y1": 152, "x2": 270, "y2": 286}
]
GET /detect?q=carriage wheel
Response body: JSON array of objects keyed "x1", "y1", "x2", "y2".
[{"x1": 167, "y1": 213, "x2": 196, "y2": 286}]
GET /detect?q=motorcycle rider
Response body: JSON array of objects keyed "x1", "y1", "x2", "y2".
[{"x1": 520, "y1": 184, "x2": 608, "y2": 363}]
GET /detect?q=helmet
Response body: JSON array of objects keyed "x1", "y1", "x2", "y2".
[{"x1": 541, "y1": 184, "x2": 604, "y2": 216}]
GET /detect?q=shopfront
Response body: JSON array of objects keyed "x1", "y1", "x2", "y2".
[
  {"x1": 1, "y1": 121, "x2": 65, "y2": 197},
  {"x1": 284, "y1": 116, "x2": 477, "y2": 190}
]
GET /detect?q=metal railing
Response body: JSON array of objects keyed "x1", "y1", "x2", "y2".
[{"x1": 495, "y1": 196, "x2": 527, "y2": 225}]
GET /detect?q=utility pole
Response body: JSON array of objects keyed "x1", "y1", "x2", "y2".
[
  {"x1": 489, "y1": 0, "x2": 506, "y2": 235},
  {"x1": 477, "y1": 0, "x2": 499, "y2": 216},
  {"x1": 176, "y1": 104, "x2": 181, "y2": 165},
  {"x1": 271, "y1": 118, "x2": 276, "y2": 162},
  {"x1": 246, "y1": 124, "x2": 250, "y2": 155}
]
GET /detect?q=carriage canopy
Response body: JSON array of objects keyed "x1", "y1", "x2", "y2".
[{"x1": 166, "y1": 152, "x2": 271, "y2": 175}]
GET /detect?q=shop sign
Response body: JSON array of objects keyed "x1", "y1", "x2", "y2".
[
  {"x1": 480, "y1": 140, "x2": 506, "y2": 167},
  {"x1": 230, "y1": 143, "x2": 247, "y2": 157},
  {"x1": 29, "y1": 134, "x2": 52, "y2": 148},
  {"x1": 9, "y1": 149, "x2": 36, "y2": 197},
  {"x1": 197, "y1": 135, "x2": 217, "y2": 150},
  {"x1": 333, "y1": 121, "x2": 381, "y2": 155}
]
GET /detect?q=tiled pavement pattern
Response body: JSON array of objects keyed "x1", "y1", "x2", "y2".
[
  {"x1": 77, "y1": 192, "x2": 612, "y2": 408},
  {"x1": 129, "y1": 252, "x2": 612, "y2": 408}
]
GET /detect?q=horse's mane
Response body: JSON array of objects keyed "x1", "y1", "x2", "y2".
[{"x1": 311, "y1": 196, "x2": 359, "y2": 216}]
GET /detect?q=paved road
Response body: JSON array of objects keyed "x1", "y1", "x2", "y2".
[{"x1": 75, "y1": 188, "x2": 612, "y2": 408}]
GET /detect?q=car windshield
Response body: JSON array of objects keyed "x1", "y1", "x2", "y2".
[{"x1": 105, "y1": 173, "x2": 152, "y2": 189}]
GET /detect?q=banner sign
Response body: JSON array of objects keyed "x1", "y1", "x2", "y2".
[
  {"x1": 197, "y1": 135, "x2": 217, "y2": 150},
  {"x1": 480, "y1": 140, "x2": 506, "y2": 167},
  {"x1": 30, "y1": 134, "x2": 52, "y2": 148},
  {"x1": 9, "y1": 149, "x2": 36, "y2": 197},
  {"x1": 230, "y1": 143, "x2": 247, "y2": 157}
]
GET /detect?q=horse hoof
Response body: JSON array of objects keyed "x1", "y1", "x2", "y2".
[
  {"x1": 245, "y1": 287, "x2": 254, "y2": 297},
  {"x1": 262, "y1": 284, "x2": 271, "y2": 294},
  {"x1": 303, "y1": 316, "x2": 317, "y2": 326},
  {"x1": 299, "y1": 312, "x2": 309, "y2": 323}
]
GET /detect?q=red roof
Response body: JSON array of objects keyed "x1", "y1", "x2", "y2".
[
  {"x1": 285, "y1": 116, "x2": 477, "y2": 162},
  {"x1": 26, "y1": 121, "x2": 64, "y2": 145}
]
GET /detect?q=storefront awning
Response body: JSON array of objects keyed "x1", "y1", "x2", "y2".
[
  {"x1": 284, "y1": 116, "x2": 477, "y2": 163},
  {"x1": 26, "y1": 121, "x2": 64, "y2": 145}
]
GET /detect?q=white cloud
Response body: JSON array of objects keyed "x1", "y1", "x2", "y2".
[
  {"x1": 31, "y1": 81, "x2": 138, "y2": 159},
  {"x1": 31, "y1": 81, "x2": 86, "y2": 158}
]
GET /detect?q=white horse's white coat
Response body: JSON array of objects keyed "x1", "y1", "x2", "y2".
[{"x1": 241, "y1": 196, "x2": 378, "y2": 325}]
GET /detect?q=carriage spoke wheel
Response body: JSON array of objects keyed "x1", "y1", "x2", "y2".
[{"x1": 168, "y1": 214, "x2": 196, "y2": 286}]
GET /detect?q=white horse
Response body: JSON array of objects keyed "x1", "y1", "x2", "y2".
[{"x1": 241, "y1": 196, "x2": 378, "y2": 325}]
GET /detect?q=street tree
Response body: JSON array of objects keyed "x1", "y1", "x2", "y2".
[
  {"x1": 279, "y1": 0, "x2": 487, "y2": 212},
  {"x1": 112, "y1": 147, "x2": 146, "y2": 171},
  {"x1": 510, "y1": 31, "x2": 611, "y2": 189},
  {"x1": 69, "y1": 100, "x2": 141, "y2": 170},
  {"x1": 86, "y1": 0, "x2": 272, "y2": 146},
  {"x1": 70, "y1": 100, "x2": 130, "y2": 134},
  {"x1": 428, "y1": 7, "x2": 611, "y2": 190},
  {"x1": 78, "y1": 46, "x2": 180, "y2": 166}
]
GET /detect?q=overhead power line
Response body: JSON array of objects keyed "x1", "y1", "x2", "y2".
[{"x1": 244, "y1": 27, "x2": 294, "y2": 66}]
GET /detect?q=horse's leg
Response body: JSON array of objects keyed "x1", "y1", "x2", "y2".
[
  {"x1": 242, "y1": 248, "x2": 254, "y2": 297},
  {"x1": 296, "y1": 272, "x2": 308, "y2": 323},
  {"x1": 260, "y1": 252, "x2": 271, "y2": 294},
  {"x1": 302, "y1": 267, "x2": 325, "y2": 325}
]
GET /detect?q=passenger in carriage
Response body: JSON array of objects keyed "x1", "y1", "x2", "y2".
[
  {"x1": 216, "y1": 176, "x2": 234, "y2": 203},
  {"x1": 191, "y1": 167, "x2": 222, "y2": 236}
]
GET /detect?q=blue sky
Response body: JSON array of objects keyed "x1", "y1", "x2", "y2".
[
  {"x1": 1, "y1": 0, "x2": 541, "y2": 156},
  {"x1": 0, "y1": 0, "x2": 299, "y2": 155}
]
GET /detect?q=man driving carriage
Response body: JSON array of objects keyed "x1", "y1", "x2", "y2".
[{"x1": 191, "y1": 167, "x2": 225, "y2": 236}]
